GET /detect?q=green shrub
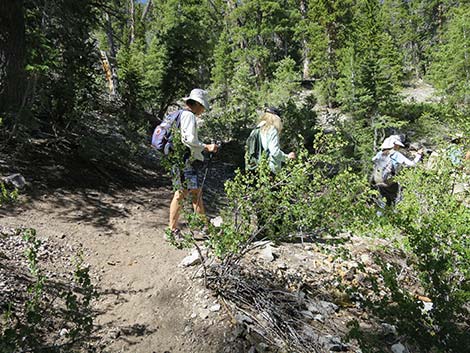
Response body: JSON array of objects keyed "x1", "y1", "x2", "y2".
[
  {"x1": 0, "y1": 182, "x2": 18, "y2": 207},
  {"x1": 201, "y1": 131, "x2": 374, "y2": 259},
  {"x1": 351, "y1": 158, "x2": 470, "y2": 352}
]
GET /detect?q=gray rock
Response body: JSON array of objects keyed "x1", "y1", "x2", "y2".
[
  {"x1": 306, "y1": 300, "x2": 339, "y2": 316},
  {"x1": 391, "y1": 342, "x2": 409, "y2": 353},
  {"x1": 209, "y1": 303, "x2": 221, "y2": 312},
  {"x1": 210, "y1": 216, "x2": 223, "y2": 227},
  {"x1": 180, "y1": 251, "x2": 201, "y2": 267},
  {"x1": 3, "y1": 173, "x2": 26, "y2": 189},
  {"x1": 381, "y1": 323, "x2": 397, "y2": 336},
  {"x1": 259, "y1": 245, "x2": 274, "y2": 262},
  {"x1": 319, "y1": 335, "x2": 348, "y2": 351},
  {"x1": 199, "y1": 308, "x2": 210, "y2": 319}
]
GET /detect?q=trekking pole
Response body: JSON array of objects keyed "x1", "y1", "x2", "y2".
[{"x1": 198, "y1": 140, "x2": 222, "y2": 200}]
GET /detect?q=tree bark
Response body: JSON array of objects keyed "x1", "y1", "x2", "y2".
[
  {"x1": 129, "y1": 0, "x2": 135, "y2": 45},
  {"x1": 104, "y1": 12, "x2": 117, "y2": 59},
  {"x1": 141, "y1": 0, "x2": 152, "y2": 22},
  {"x1": 299, "y1": 0, "x2": 310, "y2": 80},
  {"x1": 0, "y1": 0, "x2": 26, "y2": 122}
]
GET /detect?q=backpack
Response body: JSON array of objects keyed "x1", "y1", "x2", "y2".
[
  {"x1": 151, "y1": 110, "x2": 184, "y2": 155},
  {"x1": 371, "y1": 151, "x2": 397, "y2": 186},
  {"x1": 245, "y1": 126, "x2": 265, "y2": 170}
]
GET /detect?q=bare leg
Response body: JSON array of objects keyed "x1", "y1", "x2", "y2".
[
  {"x1": 169, "y1": 189, "x2": 188, "y2": 230},
  {"x1": 191, "y1": 188, "x2": 206, "y2": 222}
]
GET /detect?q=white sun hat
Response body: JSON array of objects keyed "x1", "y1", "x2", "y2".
[
  {"x1": 380, "y1": 137, "x2": 395, "y2": 150},
  {"x1": 183, "y1": 88, "x2": 210, "y2": 110},
  {"x1": 389, "y1": 135, "x2": 405, "y2": 147}
]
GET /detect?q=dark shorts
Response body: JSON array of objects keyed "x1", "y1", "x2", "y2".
[
  {"x1": 377, "y1": 182, "x2": 401, "y2": 206},
  {"x1": 172, "y1": 160, "x2": 204, "y2": 190}
]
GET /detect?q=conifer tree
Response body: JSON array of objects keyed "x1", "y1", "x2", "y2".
[
  {"x1": 302, "y1": 0, "x2": 354, "y2": 107},
  {"x1": 429, "y1": 4, "x2": 470, "y2": 106}
]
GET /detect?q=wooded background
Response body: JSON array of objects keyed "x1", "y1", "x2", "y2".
[{"x1": 1, "y1": 0, "x2": 469, "y2": 163}]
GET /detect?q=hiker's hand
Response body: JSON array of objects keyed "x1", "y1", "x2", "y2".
[
  {"x1": 205, "y1": 143, "x2": 218, "y2": 153},
  {"x1": 417, "y1": 148, "x2": 424, "y2": 155},
  {"x1": 287, "y1": 152, "x2": 296, "y2": 159}
]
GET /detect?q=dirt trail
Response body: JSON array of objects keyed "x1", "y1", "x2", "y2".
[{"x1": 0, "y1": 184, "x2": 234, "y2": 352}]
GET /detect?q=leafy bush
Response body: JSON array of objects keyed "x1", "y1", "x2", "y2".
[
  {"x1": 350, "y1": 158, "x2": 470, "y2": 352},
  {"x1": 200, "y1": 132, "x2": 374, "y2": 259},
  {"x1": 0, "y1": 182, "x2": 18, "y2": 207}
]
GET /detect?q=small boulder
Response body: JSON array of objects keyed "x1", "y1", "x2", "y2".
[
  {"x1": 2, "y1": 173, "x2": 26, "y2": 189},
  {"x1": 180, "y1": 251, "x2": 201, "y2": 267},
  {"x1": 391, "y1": 342, "x2": 409, "y2": 353}
]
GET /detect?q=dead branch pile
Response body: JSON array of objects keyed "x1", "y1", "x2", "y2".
[{"x1": 208, "y1": 263, "x2": 323, "y2": 353}]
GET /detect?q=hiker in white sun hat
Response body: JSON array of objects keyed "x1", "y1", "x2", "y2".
[
  {"x1": 168, "y1": 88, "x2": 218, "y2": 236},
  {"x1": 183, "y1": 88, "x2": 211, "y2": 110},
  {"x1": 372, "y1": 135, "x2": 423, "y2": 207}
]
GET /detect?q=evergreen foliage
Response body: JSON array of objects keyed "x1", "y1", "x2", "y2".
[{"x1": 429, "y1": 3, "x2": 470, "y2": 106}]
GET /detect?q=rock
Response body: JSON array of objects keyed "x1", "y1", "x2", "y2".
[
  {"x1": 199, "y1": 308, "x2": 210, "y2": 319},
  {"x1": 360, "y1": 254, "x2": 372, "y2": 265},
  {"x1": 210, "y1": 216, "x2": 223, "y2": 227},
  {"x1": 235, "y1": 313, "x2": 253, "y2": 324},
  {"x1": 381, "y1": 323, "x2": 397, "y2": 336},
  {"x1": 59, "y1": 328, "x2": 69, "y2": 336},
  {"x1": 306, "y1": 300, "x2": 339, "y2": 316},
  {"x1": 276, "y1": 262, "x2": 287, "y2": 270},
  {"x1": 319, "y1": 335, "x2": 348, "y2": 351},
  {"x1": 109, "y1": 328, "x2": 121, "y2": 339},
  {"x1": 259, "y1": 245, "x2": 274, "y2": 262},
  {"x1": 3, "y1": 173, "x2": 26, "y2": 189},
  {"x1": 180, "y1": 251, "x2": 201, "y2": 267},
  {"x1": 209, "y1": 304, "x2": 221, "y2": 312},
  {"x1": 391, "y1": 342, "x2": 409, "y2": 353},
  {"x1": 421, "y1": 301, "x2": 433, "y2": 312}
]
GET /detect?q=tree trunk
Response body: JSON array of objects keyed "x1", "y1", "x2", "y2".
[
  {"x1": 141, "y1": 0, "x2": 152, "y2": 21},
  {"x1": 129, "y1": 0, "x2": 135, "y2": 45},
  {"x1": 0, "y1": 0, "x2": 26, "y2": 123},
  {"x1": 299, "y1": 0, "x2": 310, "y2": 80},
  {"x1": 104, "y1": 12, "x2": 117, "y2": 59}
]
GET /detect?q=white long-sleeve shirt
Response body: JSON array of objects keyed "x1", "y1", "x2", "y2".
[
  {"x1": 179, "y1": 110, "x2": 205, "y2": 161},
  {"x1": 372, "y1": 150, "x2": 421, "y2": 167},
  {"x1": 258, "y1": 122, "x2": 288, "y2": 173}
]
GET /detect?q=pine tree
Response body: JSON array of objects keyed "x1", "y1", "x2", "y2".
[
  {"x1": 429, "y1": 4, "x2": 470, "y2": 106},
  {"x1": 225, "y1": 0, "x2": 299, "y2": 84},
  {"x1": 302, "y1": 0, "x2": 354, "y2": 107}
]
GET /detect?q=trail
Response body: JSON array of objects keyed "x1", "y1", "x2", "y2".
[{"x1": 0, "y1": 184, "x2": 235, "y2": 352}]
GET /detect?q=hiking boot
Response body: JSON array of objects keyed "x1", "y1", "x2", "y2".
[{"x1": 165, "y1": 228, "x2": 182, "y2": 241}]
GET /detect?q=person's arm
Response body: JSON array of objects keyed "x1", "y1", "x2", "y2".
[
  {"x1": 393, "y1": 151, "x2": 421, "y2": 167},
  {"x1": 180, "y1": 111, "x2": 206, "y2": 150},
  {"x1": 266, "y1": 128, "x2": 288, "y2": 162}
]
